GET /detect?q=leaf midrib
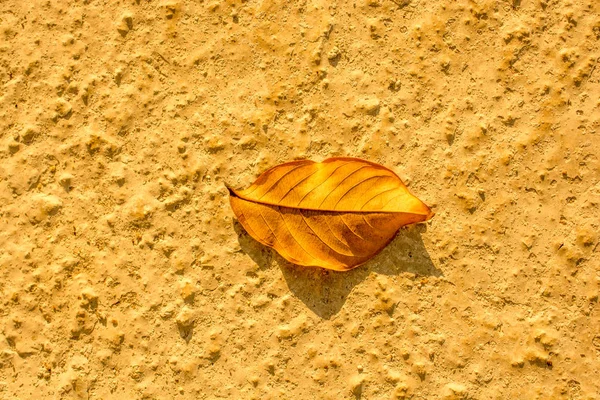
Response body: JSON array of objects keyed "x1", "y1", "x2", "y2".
[{"x1": 226, "y1": 185, "x2": 431, "y2": 216}]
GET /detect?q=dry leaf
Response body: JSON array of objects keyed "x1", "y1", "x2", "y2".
[{"x1": 228, "y1": 157, "x2": 434, "y2": 271}]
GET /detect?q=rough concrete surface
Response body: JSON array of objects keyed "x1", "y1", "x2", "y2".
[{"x1": 0, "y1": 0, "x2": 599, "y2": 399}]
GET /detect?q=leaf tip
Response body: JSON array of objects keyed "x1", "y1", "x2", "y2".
[{"x1": 425, "y1": 209, "x2": 436, "y2": 221}]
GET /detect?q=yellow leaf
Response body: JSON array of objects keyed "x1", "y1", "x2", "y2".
[{"x1": 228, "y1": 157, "x2": 434, "y2": 271}]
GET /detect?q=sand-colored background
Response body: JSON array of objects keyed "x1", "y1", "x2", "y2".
[{"x1": 1, "y1": 0, "x2": 599, "y2": 398}]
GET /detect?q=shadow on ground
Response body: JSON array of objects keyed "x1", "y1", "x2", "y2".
[{"x1": 233, "y1": 221, "x2": 441, "y2": 319}]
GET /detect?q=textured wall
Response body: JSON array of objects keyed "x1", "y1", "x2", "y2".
[{"x1": 0, "y1": 0, "x2": 599, "y2": 398}]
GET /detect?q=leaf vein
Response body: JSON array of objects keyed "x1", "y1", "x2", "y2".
[
  {"x1": 332, "y1": 175, "x2": 389, "y2": 210},
  {"x1": 257, "y1": 207, "x2": 296, "y2": 262},
  {"x1": 340, "y1": 214, "x2": 367, "y2": 241},
  {"x1": 359, "y1": 186, "x2": 399, "y2": 210},
  {"x1": 278, "y1": 166, "x2": 321, "y2": 203},
  {"x1": 297, "y1": 161, "x2": 351, "y2": 206},
  {"x1": 380, "y1": 192, "x2": 406, "y2": 210},
  {"x1": 278, "y1": 207, "x2": 320, "y2": 261},
  {"x1": 317, "y1": 165, "x2": 369, "y2": 208},
  {"x1": 254, "y1": 164, "x2": 308, "y2": 200},
  {"x1": 300, "y1": 210, "x2": 358, "y2": 258}
]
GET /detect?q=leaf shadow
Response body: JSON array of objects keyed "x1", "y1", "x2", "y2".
[{"x1": 233, "y1": 221, "x2": 442, "y2": 320}]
